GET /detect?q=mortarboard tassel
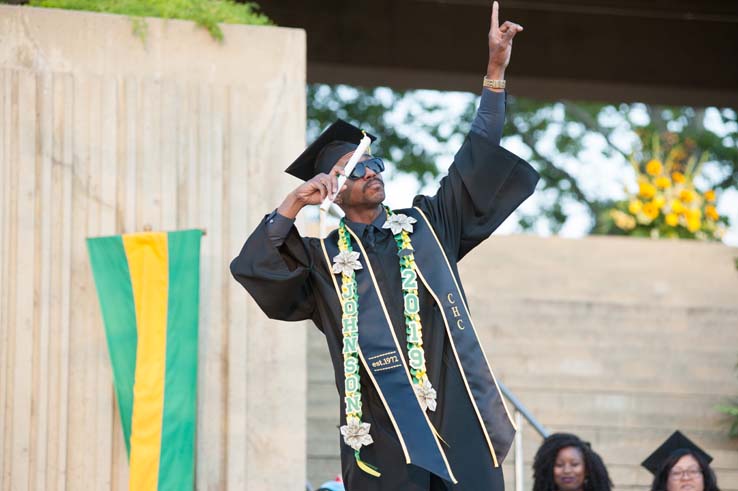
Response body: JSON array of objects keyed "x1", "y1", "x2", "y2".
[{"x1": 354, "y1": 450, "x2": 381, "y2": 478}]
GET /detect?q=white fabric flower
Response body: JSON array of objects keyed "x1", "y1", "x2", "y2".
[
  {"x1": 383, "y1": 213, "x2": 417, "y2": 235},
  {"x1": 332, "y1": 250, "x2": 362, "y2": 276},
  {"x1": 340, "y1": 417, "x2": 374, "y2": 451},
  {"x1": 414, "y1": 378, "x2": 437, "y2": 412}
]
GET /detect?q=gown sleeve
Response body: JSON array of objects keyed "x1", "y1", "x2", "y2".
[
  {"x1": 230, "y1": 215, "x2": 317, "y2": 322},
  {"x1": 413, "y1": 128, "x2": 540, "y2": 261}
]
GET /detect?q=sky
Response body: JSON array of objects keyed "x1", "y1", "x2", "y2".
[{"x1": 370, "y1": 89, "x2": 738, "y2": 247}]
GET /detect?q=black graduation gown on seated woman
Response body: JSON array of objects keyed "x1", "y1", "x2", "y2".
[{"x1": 230, "y1": 131, "x2": 539, "y2": 491}]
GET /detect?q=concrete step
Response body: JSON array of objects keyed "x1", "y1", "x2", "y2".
[
  {"x1": 503, "y1": 427, "x2": 738, "y2": 490},
  {"x1": 496, "y1": 387, "x2": 731, "y2": 431},
  {"x1": 458, "y1": 235, "x2": 738, "y2": 309},
  {"x1": 501, "y1": 462, "x2": 738, "y2": 491},
  {"x1": 308, "y1": 412, "x2": 738, "y2": 489},
  {"x1": 474, "y1": 302, "x2": 738, "y2": 346},
  {"x1": 308, "y1": 344, "x2": 738, "y2": 399},
  {"x1": 498, "y1": 424, "x2": 738, "y2": 491},
  {"x1": 490, "y1": 353, "x2": 738, "y2": 397}
]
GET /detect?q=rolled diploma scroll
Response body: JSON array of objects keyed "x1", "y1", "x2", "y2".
[{"x1": 319, "y1": 134, "x2": 372, "y2": 213}]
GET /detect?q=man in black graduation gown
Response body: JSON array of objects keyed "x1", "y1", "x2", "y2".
[{"x1": 231, "y1": 3, "x2": 539, "y2": 490}]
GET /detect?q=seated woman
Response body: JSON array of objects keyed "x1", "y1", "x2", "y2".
[
  {"x1": 532, "y1": 433, "x2": 613, "y2": 491},
  {"x1": 643, "y1": 431, "x2": 721, "y2": 491}
]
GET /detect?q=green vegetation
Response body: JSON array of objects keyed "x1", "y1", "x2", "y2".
[
  {"x1": 25, "y1": 0, "x2": 271, "y2": 41},
  {"x1": 308, "y1": 85, "x2": 737, "y2": 235},
  {"x1": 717, "y1": 362, "x2": 738, "y2": 438},
  {"x1": 718, "y1": 403, "x2": 738, "y2": 437}
]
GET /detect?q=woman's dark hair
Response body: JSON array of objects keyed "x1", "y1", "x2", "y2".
[
  {"x1": 532, "y1": 432, "x2": 613, "y2": 491},
  {"x1": 650, "y1": 448, "x2": 720, "y2": 491}
]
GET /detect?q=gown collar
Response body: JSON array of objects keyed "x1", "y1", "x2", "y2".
[{"x1": 343, "y1": 207, "x2": 387, "y2": 236}]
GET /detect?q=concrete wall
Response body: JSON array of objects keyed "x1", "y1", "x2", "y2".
[
  {"x1": 308, "y1": 235, "x2": 738, "y2": 490},
  {"x1": 0, "y1": 6, "x2": 306, "y2": 490}
]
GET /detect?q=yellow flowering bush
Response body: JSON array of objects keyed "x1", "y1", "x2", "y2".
[{"x1": 605, "y1": 136, "x2": 728, "y2": 241}]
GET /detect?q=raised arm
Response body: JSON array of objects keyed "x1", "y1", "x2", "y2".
[
  {"x1": 414, "y1": 1, "x2": 538, "y2": 260},
  {"x1": 470, "y1": 1, "x2": 524, "y2": 141}
]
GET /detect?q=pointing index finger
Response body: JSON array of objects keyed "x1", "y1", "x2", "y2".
[{"x1": 491, "y1": 1, "x2": 499, "y2": 31}]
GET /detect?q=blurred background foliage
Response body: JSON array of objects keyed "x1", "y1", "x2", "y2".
[
  {"x1": 308, "y1": 84, "x2": 737, "y2": 236},
  {"x1": 716, "y1": 361, "x2": 738, "y2": 439}
]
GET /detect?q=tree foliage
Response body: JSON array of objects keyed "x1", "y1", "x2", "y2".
[
  {"x1": 716, "y1": 360, "x2": 738, "y2": 438},
  {"x1": 308, "y1": 83, "x2": 737, "y2": 234},
  {"x1": 308, "y1": 85, "x2": 477, "y2": 188}
]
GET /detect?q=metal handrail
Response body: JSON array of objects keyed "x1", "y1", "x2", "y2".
[
  {"x1": 498, "y1": 381, "x2": 550, "y2": 491},
  {"x1": 499, "y1": 381, "x2": 549, "y2": 438}
]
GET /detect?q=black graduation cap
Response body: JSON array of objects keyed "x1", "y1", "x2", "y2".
[
  {"x1": 285, "y1": 119, "x2": 377, "y2": 181},
  {"x1": 641, "y1": 431, "x2": 713, "y2": 475}
]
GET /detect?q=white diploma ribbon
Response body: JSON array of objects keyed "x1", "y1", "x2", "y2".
[
  {"x1": 320, "y1": 134, "x2": 372, "y2": 212},
  {"x1": 319, "y1": 134, "x2": 372, "y2": 237}
]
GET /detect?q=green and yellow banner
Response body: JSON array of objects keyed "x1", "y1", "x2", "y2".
[{"x1": 87, "y1": 229, "x2": 202, "y2": 491}]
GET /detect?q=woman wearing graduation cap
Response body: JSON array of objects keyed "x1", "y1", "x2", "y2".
[
  {"x1": 231, "y1": 2, "x2": 538, "y2": 490},
  {"x1": 643, "y1": 431, "x2": 721, "y2": 491}
]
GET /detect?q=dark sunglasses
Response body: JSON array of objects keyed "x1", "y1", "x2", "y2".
[{"x1": 348, "y1": 157, "x2": 385, "y2": 180}]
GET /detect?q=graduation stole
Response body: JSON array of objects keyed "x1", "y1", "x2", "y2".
[{"x1": 320, "y1": 206, "x2": 516, "y2": 483}]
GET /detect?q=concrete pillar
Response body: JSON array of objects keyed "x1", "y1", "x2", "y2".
[{"x1": 0, "y1": 6, "x2": 307, "y2": 490}]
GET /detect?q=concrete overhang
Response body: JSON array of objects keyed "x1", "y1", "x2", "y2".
[{"x1": 260, "y1": 0, "x2": 738, "y2": 107}]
